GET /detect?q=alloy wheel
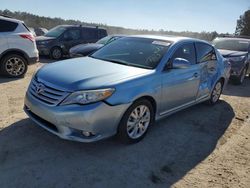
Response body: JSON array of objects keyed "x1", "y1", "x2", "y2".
[
  {"x1": 126, "y1": 105, "x2": 151, "y2": 139},
  {"x1": 212, "y1": 82, "x2": 222, "y2": 103},
  {"x1": 240, "y1": 68, "x2": 246, "y2": 83},
  {"x1": 5, "y1": 57, "x2": 26, "y2": 76}
]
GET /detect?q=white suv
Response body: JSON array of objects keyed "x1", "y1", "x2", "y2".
[{"x1": 0, "y1": 15, "x2": 39, "y2": 78}]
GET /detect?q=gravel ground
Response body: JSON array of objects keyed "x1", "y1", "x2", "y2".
[{"x1": 0, "y1": 59, "x2": 249, "y2": 188}]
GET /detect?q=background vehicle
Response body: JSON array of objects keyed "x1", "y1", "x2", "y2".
[
  {"x1": 24, "y1": 36, "x2": 230, "y2": 144},
  {"x1": 0, "y1": 15, "x2": 39, "y2": 78},
  {"x1": 36, "y1": 25, "x2": 107, "y2": 59},
  {"x1": 213, "y1": 36, "x2": 250, "y2": 84},
  {"x1": 34, "y1": 27, "x2": 48, "y2": 36},
  {"x1": 69, "y1": 35, "x2": 125, "y2": 57}
]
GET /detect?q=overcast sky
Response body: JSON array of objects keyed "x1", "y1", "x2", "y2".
[{"x1": 1, "y1": 0, "x2": 249, "y2": 33}]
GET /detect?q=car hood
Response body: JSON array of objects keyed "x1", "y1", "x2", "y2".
[
  {"x1": 218, "y1": 49, "x2": 247, "y2": 57},
  {"x1": 36, "y1": 36, "x2": 56, "y2": 41},
  {"x1": 36, "y1": 57, "x2": 154, "y2": 91}
]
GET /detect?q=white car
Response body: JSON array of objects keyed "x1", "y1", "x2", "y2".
[{"x1": 0, "y1": 15, "x2": 39, "y2": 78}]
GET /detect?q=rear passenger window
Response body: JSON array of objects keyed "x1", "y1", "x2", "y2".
[
  {"x1": 171, "y1": 43, "x2": 196, "y2": 64},
  {"x1": 64, "y1": 29, "x2": 81, "y2": 40},
  {"x1": 82, "y1": 28, "x2": 98, "y2": 40},
  {"x1": 0, "y1": 20, "x2": 18, "y2": 32},
  {"x1": 196, "y1": 43, "x2": 217, "y2": 63},
  {"x1": 98, "y1": 30, "x2": 107, "y2": 38}
]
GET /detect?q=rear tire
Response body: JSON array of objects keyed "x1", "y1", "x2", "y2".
[
  {"x1": 50, "y1": 47, "x2": 63, "y2": 60},
  {"x1": 208, "y1": 80, "x2": 223, "y2": 105},
  {"x1": 117, "y1": 99, "x2": 155, "y2": 144},
  {"x1": 232, "y1": 67, "x2": 247, "y2": 85},
  {"x1": 0, "y1": 54, "x2": 28, "y2": 78}
]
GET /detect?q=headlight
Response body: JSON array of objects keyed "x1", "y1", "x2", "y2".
[
  {"x1": 61, "y1": 88, "x2": 115, "y2": 105},
  {"x1": 40, "y1": 41, "x2": 50, "y2": 45},
  {"x1": 227, "y1": 56, "x2": 246, "y2": 62}
]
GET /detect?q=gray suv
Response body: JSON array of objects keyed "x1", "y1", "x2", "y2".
[
  {"x1": 36, "y1": 25, "x2": 107, "y2": 60},
  {"x1": 213, "y1": 36, "x2": 250, "y2": 84}
]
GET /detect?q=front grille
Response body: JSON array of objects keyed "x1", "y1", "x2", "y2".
[{"x1": 29, "y1": 78, "x2": 69, "y2": 105}]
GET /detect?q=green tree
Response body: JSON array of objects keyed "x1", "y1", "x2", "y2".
[{"x1": 235, "y1": 9, "x2": 250, "y2": 36}]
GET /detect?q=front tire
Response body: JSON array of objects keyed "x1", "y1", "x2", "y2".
[
  {"x1": 208, "y1": 80, "x2": 223, "y2": 105},
  {"x1": 117, "y1": 99, "x2": 155, "y2": 144},
  {"x1": 0, "y1": 54, "x2": 28, "y2": 78},
  {"x1": 50, "y1": 47, "x2": 63, "y2": 60}
]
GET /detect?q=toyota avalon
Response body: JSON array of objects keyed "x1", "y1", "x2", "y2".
[{"x1": 24, "y1": 35, "x2": 231, "y2": 143}]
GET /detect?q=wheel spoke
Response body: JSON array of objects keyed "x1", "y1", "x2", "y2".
[{"x1": 126, "y1": 104, "x2": 151, "y2": 139}]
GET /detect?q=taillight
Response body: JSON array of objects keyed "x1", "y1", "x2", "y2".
[{"x1": 19, "y1": 34, "x2": 35, "y2": 42}]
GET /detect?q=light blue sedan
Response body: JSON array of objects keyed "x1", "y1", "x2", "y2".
[{"x1": 24, "y1": 35, "x2": 231, "y2": 143}]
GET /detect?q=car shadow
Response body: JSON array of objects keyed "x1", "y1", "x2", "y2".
[
  {"x1": 0, "y1": 100, "x2": 234, "y2": 188},
  {"x1": 223, "y1": 78, "x2": 250, "y2": 97},
  {"x1": 0, "y1": 76, "x2": 21, "y2": 84}
]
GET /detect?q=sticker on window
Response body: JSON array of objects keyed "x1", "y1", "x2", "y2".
[{"x1": 152, "y1": 41, "x2": 171, "y2": 46}]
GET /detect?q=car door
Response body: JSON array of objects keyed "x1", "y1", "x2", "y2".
[
  {"x1": 195, "y1": 42, "x2": 218, "y2": 100},
  {"x1": 160, "y1": 42, "x2": 201, "y2": 115},
  {"x1": 61, "y1": 28, "x2": 81, "y2": 52}
]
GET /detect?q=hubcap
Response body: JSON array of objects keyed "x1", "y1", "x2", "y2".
[
  {"x1": 53, "y1": 49, "x2": 61, "y2": 59},
  {"x1": 240, "y1": 68, "x2": 246, "y2": 83},
  {"x1": 5, "y1": 57, "x2": 25, "y2": 76},
  {"x1": 127, "y1": 105, "x2": 151, "y2": 139},
  {"x1": 212, "y1": 82, "x2": 222, "y2": 103}
]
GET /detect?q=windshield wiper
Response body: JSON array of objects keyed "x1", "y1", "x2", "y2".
[{"x1": 90, "y1": 56, "x2": 153, "y2": 69}]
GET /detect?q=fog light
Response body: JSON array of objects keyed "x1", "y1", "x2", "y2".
[{"x1": 82, "y1": 131, "x2": 91, "y2": 137}]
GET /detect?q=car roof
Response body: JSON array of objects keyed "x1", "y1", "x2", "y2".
[
  {"x1": 57, "y1": 25, "x2": 106, "y2": 30},
  {"x1": 128, "y1": 35, "x2": 209, "y2": 44},
  {"x1": 0, "y1": 15, "x2": 23, "y2": 23}
]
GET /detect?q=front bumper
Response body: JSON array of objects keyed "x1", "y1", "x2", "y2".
[
  {"x1": 27, "y1": 56, "x2": 39, "y2": 65},
  {"x1": 24, "y1": 91, "x2": 130, "y2": 142},
  {"x1": 37, "y1": 45, "x2": 50, "y2": 56}
]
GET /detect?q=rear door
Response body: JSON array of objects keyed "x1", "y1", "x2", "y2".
[
  {"x1": 160, "y1": 42, "x2": 201, "y2": 114},
  {"x1": 195, "y1": 42, "x2": 218, "y2": 100},
  {"x1": 61, "y1": 28, "x2": 81, "y2": 53}
]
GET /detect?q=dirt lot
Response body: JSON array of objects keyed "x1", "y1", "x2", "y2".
[{"x1": 0, "y1": 58, "x2": 250, "y2": 188}]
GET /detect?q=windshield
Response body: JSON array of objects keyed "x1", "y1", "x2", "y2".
[
  {"x1": 96, "y1": 36, "x2": 113, "y2": 45},
  {"x1": 45, "y1": 26, "x2": 66, "y2": 38},
  {"x1": 91, "y1": 37, "x2": 171, "y2": 69},
  {"x1": 213, "y1": 39, "x2": 249, "y2": 52}
]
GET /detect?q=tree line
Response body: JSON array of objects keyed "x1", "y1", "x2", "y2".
[{"x1": 1, "y1": 9, "x2": 249, "y2": 41}]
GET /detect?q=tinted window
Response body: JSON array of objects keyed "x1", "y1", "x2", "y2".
[
  {"x1": 196, "y1": 43, "x2": 217, "y2": 63},
  {"x1": 82, "y1": 28, "x2": 98, "y2": 40},
  {"x1": 171, "y1": 43, "x2": 196, "y2": 64},
  {"x1": 0, "y1": 20, "x2": 18, "y2": 32},
  {"x1": 98, "y1": 29, "x2": 107, "y2": 38},
  {"x1": 91, "y1": 37, "x2": 171, "y2": 69},
  {"x1": 96, "y1": 36, "x2": 112, "y2": 44},
  {"x1": 64, "y1": 29, "x2": 81, "y2": 40}
]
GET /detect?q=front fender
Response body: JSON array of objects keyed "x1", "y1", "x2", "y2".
[{"x1": 105, "y1": 74, "x2": 161, "y2": 106}]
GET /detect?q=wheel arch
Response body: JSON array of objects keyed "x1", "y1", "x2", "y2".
[
  {"x1": 133, "y1": 96, "x2": 157, "y2": 114},
  {"x1": 0, "y1": 49, "x2": 29, "y2": 64}
]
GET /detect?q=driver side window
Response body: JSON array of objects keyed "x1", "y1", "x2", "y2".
[{"x1": 170, "y1": 43, "x2": 196, "y2": 65}]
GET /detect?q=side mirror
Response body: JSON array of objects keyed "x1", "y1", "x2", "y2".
[{"x1": 172, "y1": 58, "x2": 191, "y2": 69}]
